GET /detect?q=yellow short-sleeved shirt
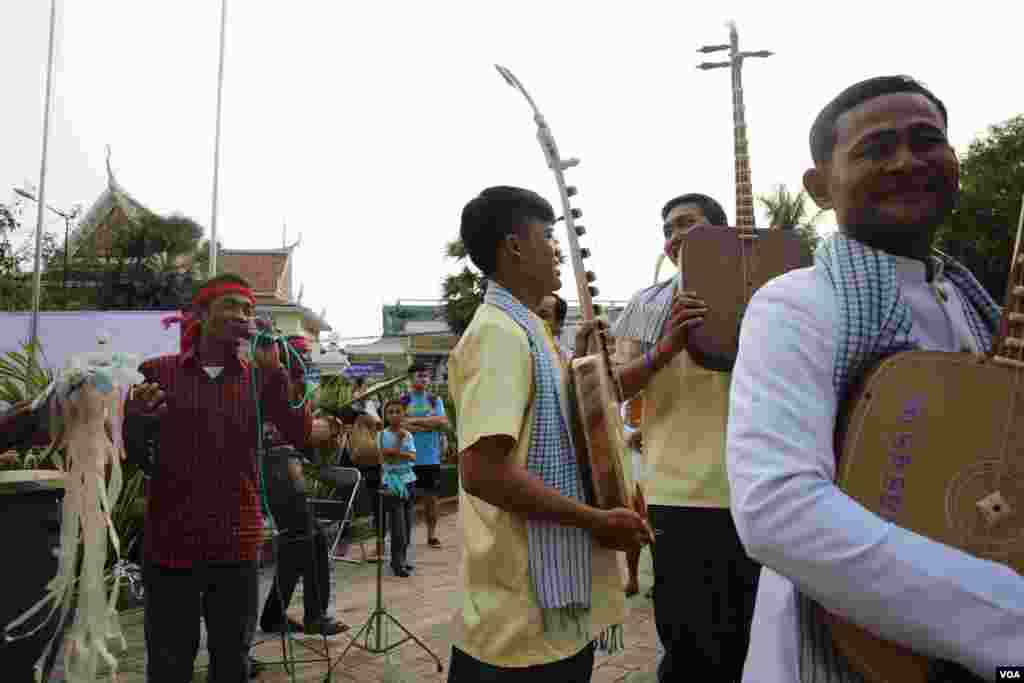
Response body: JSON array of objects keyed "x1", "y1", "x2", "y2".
[
  {"x1": 643, "y1": 348, "x2": 731, "y2": 508},
  {"x1": 447, "y1": 303, "x2": 627, "y2": 668},
  {"x1": 613, "y1": 337, "x2": 732, "y2": 509}
]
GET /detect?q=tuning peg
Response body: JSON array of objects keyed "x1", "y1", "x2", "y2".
[
  {"x1": 575, "y1": 225, "x2": 586, "y2": 236},
  {"x1": 579, "y1": 248, "x2": 591, "y2": 259},
  {"x1": 585, "y1": 271, "x2": 596, "y2": 282},
  {"x1": 566, "y1": 186, "x2": 578, "y2": 197},
  {"x1": 589, "y1": 286, "x2": 600, "y2": 297},
  {"x1": 571, "y1": 208, "x2": 582, "y2": 219}
]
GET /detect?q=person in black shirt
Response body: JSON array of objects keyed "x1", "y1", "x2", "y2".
[{"x1": 258, "y1": 422, "x2": 347, "y2": 636}]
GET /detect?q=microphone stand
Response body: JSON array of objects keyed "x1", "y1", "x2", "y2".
[{"x1": 329, "y1": 478, "x2": 443, "y2": 676}]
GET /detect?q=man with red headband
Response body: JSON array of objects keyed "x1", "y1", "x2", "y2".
[
  {"x1": 126, "y1": 273, "x2": 340, "y2": 683},
  {"x1": 609, "y1": 194, "x2": 760, "y2": 683}
]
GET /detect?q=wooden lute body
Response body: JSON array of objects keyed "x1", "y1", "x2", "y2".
[
  {"x1": 823, "y1": 199, "x2": 1024, "y2": 682},
  {"x1": 681, "y1": 225, "x2": 809, "y2": 371},
  {"x1": 825, "y1": 352, "x2": 1024, "y2": 683},
  {"x1": 496, "y1": 64, "x2": 634, "y2": 512}
]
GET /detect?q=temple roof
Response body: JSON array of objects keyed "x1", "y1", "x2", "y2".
[
  {"x1": 69, "y1": 151, "x2": 154, "y2": 258},
  {"x1": 218, "y1": 246, "x2": 296, "y2": 304}
]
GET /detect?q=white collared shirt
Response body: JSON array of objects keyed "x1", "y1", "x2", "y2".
[{"x1": 727, "y1": 258, "x2": 1024, "y2": 681}]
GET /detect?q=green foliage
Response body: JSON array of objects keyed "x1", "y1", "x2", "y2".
[
  {"x1": 757, "y1": 183, "x2": 825, "y2": 256},
  {"x1": 935, "y1": 115, "x2": 1024, "y2": 300},
  {"x1": 0, "y1": 342, "x2": 54, "y2": 407},
  {"x1": 0, "y1": 203, "x2": 62, "y2": 310},
  {"x1": 441, "y1": 239, "x2": 485, "y2": 336},
  {"x1": 110, "y1": 212, "x2": 206, "y2": 275}
]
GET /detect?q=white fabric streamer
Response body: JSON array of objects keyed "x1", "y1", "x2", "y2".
[{"x1": 4, "y1": 337, "x2": 142, "y2": 683}]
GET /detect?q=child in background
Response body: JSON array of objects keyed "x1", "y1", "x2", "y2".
[{"x1": 378, "y1": 399, "x2": 417, "y2": 577}]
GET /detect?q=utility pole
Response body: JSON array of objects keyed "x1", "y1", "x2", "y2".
[
  {"x1": 26, "y1": 0, "x2": 59, "y2": 365},
  {"x1": 208, "y1": 0, "x2": 228, "y2": 277}
]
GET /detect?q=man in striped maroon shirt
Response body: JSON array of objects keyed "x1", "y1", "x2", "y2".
[{"x1": 126, "y1": 274, "x2": 338, "y2": 682}]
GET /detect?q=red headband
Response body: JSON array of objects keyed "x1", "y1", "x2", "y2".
[
  {"x1": 287, "y1": 336, "x2": 310, "y2": 355},
  {"x1": 192, "y1": 282, "x2": 255, "y2": 308}
]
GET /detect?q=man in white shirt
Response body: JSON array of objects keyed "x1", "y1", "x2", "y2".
[{"x1": 727, "y1": 75, "x2": 1024, "y2": 682}]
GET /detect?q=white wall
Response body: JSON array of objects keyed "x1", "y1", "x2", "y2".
[{"x1": 0, "y1": 311, "x2": 182, "y2": 371}]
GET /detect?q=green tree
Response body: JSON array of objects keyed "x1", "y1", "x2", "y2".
[
  {"x1": 0, "y1": 202, "x2": 61, "y2": 311},
  {"x1": 99, "y1": 212, "x2": 210, "y2": 310},
  {"x1": 757, "y1": 183, "x2": 825, "y2": 256},
  {"x1": 440, "y1": 239, "x2": 486, "y2": 336},
  {"x1": 935, "y1": 115, "x2": 1024, "y2": 300}
]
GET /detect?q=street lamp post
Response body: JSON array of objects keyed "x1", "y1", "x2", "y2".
[{"x1": 14, "y1": 188, "x2": 78, "y2": 297}]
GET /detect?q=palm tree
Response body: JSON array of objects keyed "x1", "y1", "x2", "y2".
[
  {"x1": 758, "y1": 183, "x2": 826, "y2": 256},
  {"x1": 440, "y1": 239, "x2": 485, "y2": 336}
]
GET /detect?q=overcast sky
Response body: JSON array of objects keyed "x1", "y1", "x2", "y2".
[{"x1": 2, "y1": 1, "x2": 1021, "y2": 344}]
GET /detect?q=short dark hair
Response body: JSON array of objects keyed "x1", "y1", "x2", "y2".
[
  {"x1": 661, "y1": 194, "x2": 728, "y2": 226},
  {"x1": 408, "y1": 362, "x2": 429, "y2": 376},
  {"x1": 381, "y1": 398, "x2": 406, "y2": 415},
  {"x1": 460, "y1": 186, "x2": 556, "y2": 276},
  {"x1": 337, "y1": 406, "x2": 361, "y2": 424},
  {"x1": 353, "y1": 377, "x2": 366, "y2": 388},
  {"x1": 809, "y1": 75, "x2": 948, "y2": 166},
  {"x1": 551, "y1": 293, "x2": 568, "y2": 326}
]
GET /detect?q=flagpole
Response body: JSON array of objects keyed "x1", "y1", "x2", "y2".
[
  {"x1": 27, "y1": 0, "x2": 59, "y2": 362},
  {"x1": 208, "y1": 0, "x2": 227, "y2": 277}
]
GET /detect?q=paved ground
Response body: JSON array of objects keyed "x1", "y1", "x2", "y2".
[{"x1": 83, "y1": 502, "x2": 661, "y2": 682}]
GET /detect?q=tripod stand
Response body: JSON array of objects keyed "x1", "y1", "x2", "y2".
[{"x1": 329, "y1": 486, "x2": 443, "y2": 676}]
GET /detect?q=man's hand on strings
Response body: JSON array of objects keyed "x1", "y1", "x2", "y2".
[{"x1": 590, "y1": 507, "x2": 655, "y2": 553}]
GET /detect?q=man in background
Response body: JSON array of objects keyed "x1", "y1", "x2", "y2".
[{"x1": 402, "y1": 363, "x2": 449, "y2": 549}]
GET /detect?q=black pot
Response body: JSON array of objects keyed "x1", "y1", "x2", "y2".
[{"x1": 0, "y1": 473, "x2": 67, "y2": 683}]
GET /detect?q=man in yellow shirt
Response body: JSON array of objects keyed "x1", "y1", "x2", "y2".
[
  {"x1": 447, "y1": 186, "x2": 652, "y2": 682},
  {"x1": 611, "y1": 193, "x2": 760, "y2": 682}
]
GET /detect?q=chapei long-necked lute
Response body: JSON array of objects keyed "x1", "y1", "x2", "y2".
[
  {"x1": 496, "y1": 64, "x2": 639, "y2": 515},
  {"x1": 821, "y1": 195, "x2": 1024, "y2": 683},
  {"x1": 675, "y1": 21, "x2": 810, "y2": 372}
]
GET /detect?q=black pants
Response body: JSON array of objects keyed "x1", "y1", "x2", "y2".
[
  {"x1": 649, "y1": 505, "x2": 760, "y2": 683},
  {"x1": 143, "y1": 561, "x2": 258, "y2": 683},
  {"x1": 447, "y1": 643, "x2": 594, "y2": 682},
  {"x1": 259, "y1": 525, "x2": 330, "y2": 628},
  {"x1": 382, "y1": 490, "x2": 414, "y2": 571}
]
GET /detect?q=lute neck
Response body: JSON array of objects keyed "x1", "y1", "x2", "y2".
[
  {"x1": 732, "y1": 55, "x2": 755, "y2": 233},
  {"x1": 991, "y1": 194, "x2": 1024, "y2": 361}
]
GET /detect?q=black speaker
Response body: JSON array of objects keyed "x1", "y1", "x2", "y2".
[{"x1": 0, "y1": 480, "x2": 66, "y2": 683}]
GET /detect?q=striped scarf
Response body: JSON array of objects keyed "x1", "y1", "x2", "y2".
[
  {"x1": 796, "y1": 233, "x2": 1000, "y2": 683},
  {"x1": 483, "y1": 282, "x2": 594, "y2": 634}
]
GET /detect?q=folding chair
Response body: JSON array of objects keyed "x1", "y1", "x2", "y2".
[{"x1": 309, "y1": 466, "x2": 363, "y2": 564}]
